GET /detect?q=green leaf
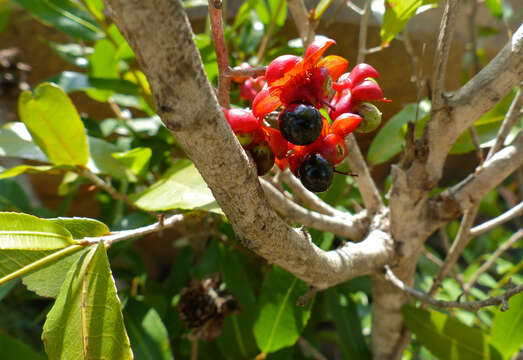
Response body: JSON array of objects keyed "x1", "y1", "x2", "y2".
[
  {"x1": 0, "y1": 278, "x2": 19, "y2": 302},
  {"x1": 0, "y1": 164, "x2": 74, "y2": 180},
  {"x1": 0, "y1": 1, "x2": 12, "y2": 35},
  {"x1": 0, "y1": 331, "x2": 46, "y2": 360},
  {"x1": 18, "y1": 82, "x2": 89, "y2": 166},
  {"x1": 13, "y1": 0, "x2": 103, "y2": 40},
  {"x1": 82, "y1": 0, "x2": 104, "y2": 21},
  {"x1": 124, "y1": 300, "x2": 173, "y2": 360},
  {"x1": 485, "y1": 0, "x2": 503, "y2": 18},
  {"x1": 0, "y1": 122, "x2": 48, "y2": 162},
  {"x1": 42, "y1": 242, "x2": 133, "y2": 360},
  {"x1": 112, "y1": 148, "x2": 152, "y2": 178},
  {"x1": 22, "y1": 246, "x2": 90, "y2": 298},
  {"x1": 48, "y1": 217, "x2": 110, "y2": 239},
  {"x1": 381, "y1": 0, "x2": 438, "y2": 46},
  {"x1": 87, "y1": 39, "x2": 120, "y2": 102},
  {"x1": 326, "y1": 288, "x2": 371, "y2": 359},
  {"x1": 367, "y1": 100, "x2": 431, "y2": 165},
  {"x1": 403, "y1": 305, "x2": 502, "y2": 360},
  {"x1": 87, "y1": 136, "x2": 135, "y2": 181},
  {"x1": 490, "y1": 292, "x2": 523, "y2": 359},
  {"x1": 131, "y1": 159, "x2": 222, "y2": 214},
  {"x1": 314, "y1": 0, "x2": 334, "y2": 20},
  {"x1": 253, "y1": 267, "x2": 313, "y2": 354},
  {"x1": 0, "y1": 212, "x2": 74, "y2": 250},
  {"x1": 47, "y1": 71, "x2": 140, "y2": 95}
]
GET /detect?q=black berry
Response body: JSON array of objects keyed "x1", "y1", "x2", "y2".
[
  {"x1": 279, "y1": 103, "x2": 322, "y2": 145},
  {"x1": 299, "y1": 153, "x2": 333, "y2": 193}
]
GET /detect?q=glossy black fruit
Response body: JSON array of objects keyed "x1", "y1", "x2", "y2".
[
  {"x1": 299, "y1": 153, "x2": 333, "y2": 193},
  {"x1": 250, "y1": 143, "x2": 275, "y2": 176},
  {"x1": 279, "y1": 103, "x2": 322, "y2": 145}
]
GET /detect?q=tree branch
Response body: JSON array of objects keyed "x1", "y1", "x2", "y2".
[
  {"x1": 287, "y1": 0, "x2": 314, "y2": 49},
  {"x1": 469, "y1": 201, "x2": 523, "y2": 237},
  {"x1": 435, "y1": 131, "x2": 523, "y2": 219},
  {"x1": 464, "y1": 229, "x2": 523, "y2": 294},
  {"x1": 356, "y1": 0, "x2": 371, "y2": 63},
  {"x1": 345, "y1": 135, "x2": 384, "y2": 213},
  {"x1": 103, "y1": 0, "x2": 393, "y2": 289},
  {"x1": 261, "y1": 178, "x2": 368, "y2": 241},
  {"x1": 384, "y1": 265, "x2": 523, "y2": 311},
  {"x1": 424, "y1": 24, "x2": 523, "y2": 182}
]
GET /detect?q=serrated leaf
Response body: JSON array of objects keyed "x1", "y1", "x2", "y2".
[
  {"x1": 112, "y1": 148, "x2": 152, "y2": 178},
  {"x1": 0, "y1": 249, "x2": 53, "y2": 278},
  {"x1": 253, "y1": 267, "x2": 313, "y2": 354},
  {"x1": 22, "y1": 246, "x2": 90, "y2": 298},
  {"x1": 18, "y1": 82, "x2": 89, "y2": 166},
  {"x1": 403, "y1": 305, "x2": 502, "y2": 360},
  {"x1": 13, "y1": 0, "x2": 103, "y2": 40},
  {"x1": 326, "y1": 289, "x2": 371, "y2": 359},
  {"x1": 48, "y1": 217, "x2": 110, "y2": 239},
  {"x1": 131, "y1": 159, "x2": 221, "y2": 214},
  {"x1": 124, "y1": 300, "x2": 173, "y2": 360},
  {"x1": 0, "y1": 122, "x2": 48, "y2": 162},
  {"x1": 491, "y1": 292, "x2": 523, "y2": 359},
  {"x1": 0, "y1": 212, "x2": 74, "y2": 250},
  {"x1": 367, "y1": 100, "x2": 431, "y2": 165},
  {"x1": 381, "y1": 0, "x2": 438, "y2": 46},
  {"x1": 0, "y1": 331, "x2": 46, "y2": 360},
  {"x1": 42, "y1": 242, "x2": 133, "y2": 360}
]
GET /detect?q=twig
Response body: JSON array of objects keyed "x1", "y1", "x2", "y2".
[
  {"x1": 191, "y1": 338, "x2": 198, "y2": 360},
  {"x1": 207, "y1": 0, "x2": 230, "y2": 108},
  {"x1": 464, "y1": 229, "x2": 523, "y2": 294},
  {"x1": 256, "y1": 0, "x2": 285, "y2": 64},
  {"x1": 261, "y1": 178, "x2": 367, "y2": 241},
  {"x1": 287, "y1": 0, "x2": 314, "y2": 49},
  {"x1": 427, "y1": 207, "x2": 478, "y2": 297},
  {"x1": 226, "y1": 66, "x2": 267, "y2": 78},
  {"x1": 468, "y1": 127, "x2": 484, "y2": 164},
  {"x1": 279, "y1": 169, "x2": 346, "y2": 216},
  {"x1": 384, "y1": 265, "x2": 523, "y2": 311},
  {"x1": 466, "y1": 0, "x2": 481, "y2": 75},
  {"x1": 345, "y1": 134, "x2": 384, "y2": 214},
  {"x1": 431, "y1": 0, "x2": 459, "y2": 111},
  {"x1": 363, "y1": 45, "x2": 383, "y2": 55},
  {"x1": 356, "y1": 0, "x2": 371, "y2": 63},
  {"x1": 298, "y1": 337, "x2": 327, "y2": 360},
  {"x1": 80, "y1": 168, "x2": 133, "y2": 205},
  {"x1": 486, "y1": 88, "x2": 522, "y2": 160},
  {"x1": 296, "y1": 287, "x2": 317, "y2": 307},
  {"x1": 345, "y1": 1, "x2": 364, "y2": 16},
  {"x1": 470, "y1": 202, "x2": 523, "y2": 237},
  {"x1": 80, "y1": 213, "x2": 199, "y2": 246},
  {"x1": 439, "y1": 225, "x2": 450, "y2": 252}
]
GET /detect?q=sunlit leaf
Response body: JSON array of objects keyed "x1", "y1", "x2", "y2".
[
  {"x1": 0, "y1": 122, "x2": 48, "y2": 162},
  {"x1": 0, "y1": 164, "x2": 73, "y2": 180},
  {"x1": 491, "y1": 292, "x2": 523, "y2": 359},
  {"x1": 47, "y1": 71, "x2": 140, "y2": 95},
  {"x1": 112, "y1": 147, "x2": 152, "y2": 178},
  {"x1": 42, "y1": 242, "x2": 133, "y2": 359},
  {"x1": 131, "y1": 159, "x2": 221, "y2": 214},
  {"x1": 47, "y1": 217, "x2": 110, "y2": 239},
  {"x1": 18, "y1": 82, "x2": 89, "y2": 166}
]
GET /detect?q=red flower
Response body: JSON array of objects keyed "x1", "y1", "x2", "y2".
[{"x1": 252, "y1": 37, "x2": 348, "y2": 118}]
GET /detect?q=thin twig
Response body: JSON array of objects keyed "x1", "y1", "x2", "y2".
[
  {"x1": 470, "y1": 202, "x2": 523, "y2": 237},
  {"x1": 357, "y1": 0, "x2": 371, "y2": 63},
  {"x1": 191, "y1": 338, "x2": 198, "y2": 360},
  {"x1": 207, "y1": 0, "x2": 230, "y2": 107},
  {"x1": 280, "y1": 169, "x2": 346, "y2": 216},
  {"x1": 345, "y1": 134, "x2": 384, "y2": 213},
  {"x1": 287, "y1": 0, "x2": 314, "y2": 49},
  {"x1": 80, "y1": 213, "x2": 200, "y2": 246},
  {"x1": 431, "y1": 0, "x2": 459, "y2": 111},
  {"x1": 464, "y1": 229, "x2": 523, "y2": 294},
  {"x1": 486, "y1": 88, "x2": 522, "y2": 160},
  {"x1": 346, "y1": 0, "x2": 364, "y2": 16},
  {"x1": 80, "y1": 168, "x2": 133, "y2": 205},
  {"x1": 428, "y1": 207, "x2": 479, "y2": 298},
  {"x1": 384, "y1": 265, "x2": 523, "y2": 311},
  {"x1": 363, "y1": 45, "x2": 383, "y2": 55}
]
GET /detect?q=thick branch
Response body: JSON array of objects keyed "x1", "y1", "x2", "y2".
[
  {"x1": 424, "y1": 24, "x2": 523, "y2": 182},
  {"x1": 207, "y1": 0, "x2": 230, "y2": 108},
  {"x1": 384, "y1": 265, "x2": 523, "y2": 311},
  {"x1": 287, "y1": 0, "x2": 313, "y2": 48},
  {"x1": 261, "y1": 178, "x2": 368, "y2": 241},
  {"x1": 103, "y1": 0, "x2": 393, "y2": 289}
]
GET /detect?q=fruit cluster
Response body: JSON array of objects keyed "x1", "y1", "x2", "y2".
[{"x1": 227, "y1": 37, "x2": 387, "y2": 192}]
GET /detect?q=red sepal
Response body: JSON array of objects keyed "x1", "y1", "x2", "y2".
[
  {"x1": 330, "y1": 113, "x2": 362, "y2": 138},
  {"x1": 349, "y1": 63, "x2": 379, "y2": 86},
  {"x1": 351, "y1": 80, "x2": 384, "y2": 102}
]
